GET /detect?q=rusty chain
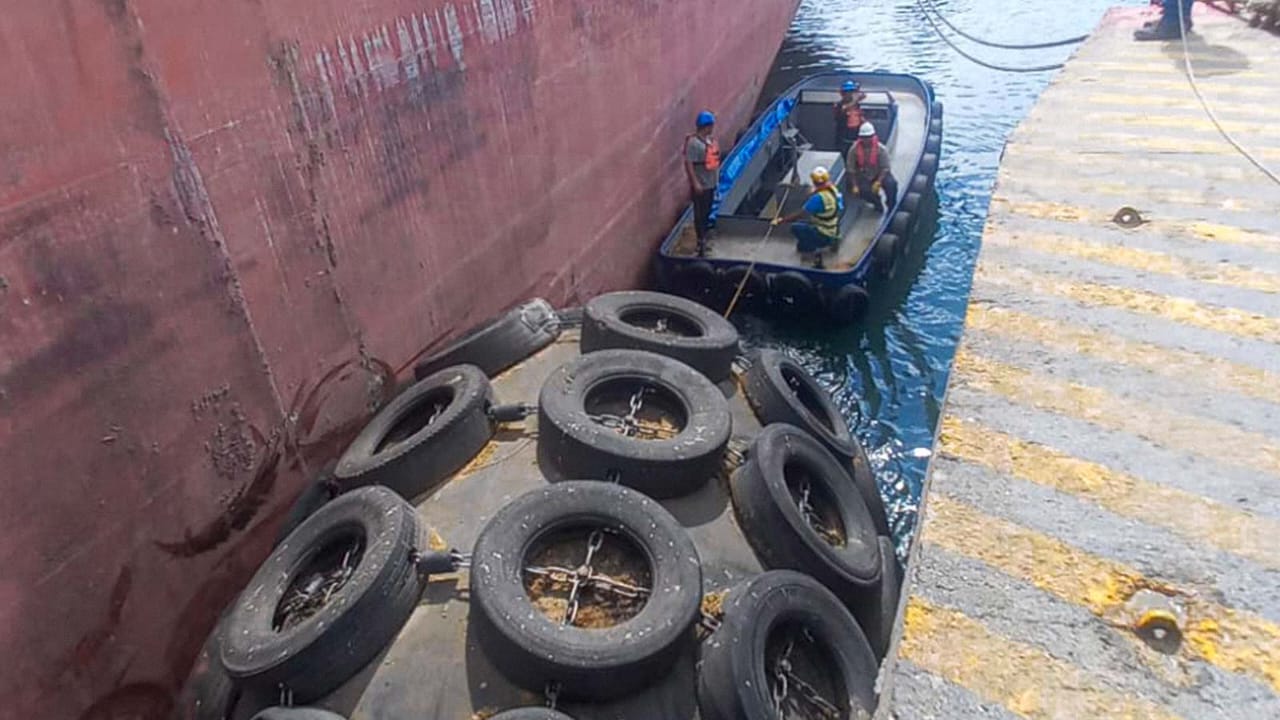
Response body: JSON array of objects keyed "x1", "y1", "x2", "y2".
[
  {"x1": 523, "y1": 529, "x2": 650, "y2": 626},
  {"x1": 770, "y1": 632, "x2": 842, "y2": 719}
]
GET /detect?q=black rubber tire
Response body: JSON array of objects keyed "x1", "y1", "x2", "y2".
[
  {"x1": 538, "y1": 350, "x2": 731, "y2": 498},
  {"x1": 581, "y1": 291, "x2": 740, "y2": 382},
  {"x1": 926, "y1": 132, "x2": 942, "y2": 155},
  {"x1": 854, "y1": 537, "x2": 903, "y2": 660},
  {"x1": 769, "y1": 271, "x2": 822, "y2": 316},
  {"x1": 275, "y1": 466, "x2": 339, "y2": 547},
  {"x1": 185, "y1": 629, "x2": 241, "y2": 720},
  {"x1": 743, "y1": 350, "x2": 858, "y2": 460},
  {"x1": 930, "y1": 100, "x2": 944, "y2": 121},
  {"x1": 849, "y1": 440, "x2": 891, "y2": 537},
  {"x1": 250, "y1": 708, "x2": 347, "y2": 720},
  {"x1": 334, "y1": 364, "x2": 493, "y2": 499},
  {"x1": 889, "y1": 211, "x2": 911, "y2": 238},
  {"x1": 718, "y1": 264, "x2": 768, "y2": 313},
  {"x1": 674, "y1": 260, "x2": 719, "y2": 306},
  {"x1": 731, "y1": 425, "x2": 882, "y2": 599},
  {"x1": 697, "y1": 571, "x2": 878, "y2": 720},
  {"x1": 490, "y1": 709, "x2": 576, "y2": 720},
  {"x1": 220, "y1": 487, "x2": 424, "y2": 703},
  {"x1": 471, "y1": 482, "x2": 702, "y2": 700},
  {"x1": 919, "y1": 152, "x2": 939, "y2": 177},
  {"x1": 909, "y1": 173, "x2": 929, "y2": 195},
  {"x1": 413, "y1": 298, "x2": 560, "y2": 380},
  {"x1": 828, "y1": 285, "x2": 869, "y2": 325},
  {"x1": 872, "y1": 233, "x2": 900, "y2": 279},
  {"x1": 556, "y1": 306, "x2": 585, "y2": 325},
  {"x1": 900, "y1": 191, "x2": 922, "y2": 215}
]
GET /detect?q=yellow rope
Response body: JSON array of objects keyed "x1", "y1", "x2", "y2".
[{"x1": 722, "y1": 183, "x2": 795, "y2": 319}]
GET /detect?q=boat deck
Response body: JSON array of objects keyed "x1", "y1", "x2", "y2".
[
  {"x1": 674, "y1": 92, "x2": 926, "y2": 270},
  {"x1": 884, "y1": 6, "x2": 1280, "y2": 718}
]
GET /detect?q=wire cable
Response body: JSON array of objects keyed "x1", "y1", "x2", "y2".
[
  {"x1": 914, "y1": 0, "x2": 1067, "y2": 73},
  {"x1": 1174, "y1": 1, "x2": 1280, "y2": 186},
  {"x1": 919, "y1": 0, "x2": 1090, "y2": 49}
]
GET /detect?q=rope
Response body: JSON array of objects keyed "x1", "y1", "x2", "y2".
[
  {"x1": 1174, "y1": 1, "x2": 1280, "y2": 186},
  {"x1": 919, "y1": 0, "x2": 1089, "y2": 49},
  {"x1": 722, "y1": 184, "x2": 794, "y2": 319},
  {"x1": 914, "y1": 0, "x2": 1067, "y2": 72}
]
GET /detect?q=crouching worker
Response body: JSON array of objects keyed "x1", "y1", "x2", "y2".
[
  {"x1": 771, "y1": 166, "x2": 844, "y2": 269},
  {"x1": 848, "y1": 122, "x2": 898, "y2": 213}
]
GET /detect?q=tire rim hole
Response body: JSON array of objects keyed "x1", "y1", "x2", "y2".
[
  {"x1": 766, "y1": 623, "x2": 848, "y2": 720},
  {"x1": 522, "y1": 526, "x2": 652, "y2": 629},
  {"x1": 585, "y1": 380, "x2": 687, "y2": 440},
  {"x1": 784, "y1": 462, "x2": 847, "y2": 548},
  {"x1": 376, "y1": 387, "x2": 455, "y2": 453},
  {"x1": 273, "y1": 530, "x2": 365, "y2": 632},
  {"x1": 781, "y1": 367, "x2": 835, "y2": 434},
  {"x1": 618, "y1": 308, "x2": 703, "y2": 338}
]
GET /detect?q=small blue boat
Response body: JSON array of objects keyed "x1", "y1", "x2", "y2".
[{"x1": 654, "y1": 72, "x2": 943, "y2": 323}]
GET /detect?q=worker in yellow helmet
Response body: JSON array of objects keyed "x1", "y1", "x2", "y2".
[{"x1": 771, "y1": 166, "x2": 844, "y2": 269}]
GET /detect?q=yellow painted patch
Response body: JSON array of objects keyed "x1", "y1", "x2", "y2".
[
  {"x1": 922, "y1": 495, "x2": 1280, "y2": 692},
  {"x1": 1071, "y1": 61, "x2": 1269, "y2": 80},
  {"x1": 983, "y1": 230, "x2": 1280, "y2": 294},
  {"x1": 975, "y1": 262, "x2": 1280, "y2": 344},
  {"x1": 939, "y1": 416, "x2": 1280, "y2": 569},
  {"x1": 900, "y1": 597, "x2": 1185, "y2": 720},
  {"x1": 952, "y1": 347, "x2": 1280, "y2": 477},
  {"x1": 1075, "y1": 111, "x2": 1280, "y2": 137},
  {"x1": 1075, "y1": 92, "x2": 1273, "y2": 117},
  {"x1": 1069, "y1": 133, "x2": 1280, "y2": 160},
  {"x1": 963, "y1": 304, "x2": 1280, "y2": 408}
]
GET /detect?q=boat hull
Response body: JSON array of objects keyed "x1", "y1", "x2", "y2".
[{"x1": 0, "y1": 1, "x2": 800, "y2": 716}]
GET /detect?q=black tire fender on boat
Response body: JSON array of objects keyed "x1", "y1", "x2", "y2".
[
  {"x1": 900, "y1": 191, "x2": 922, "y2": 215},
  {"x1": 890, "y1": 210, "x2": 912, "y2": 239},
  {"x1": 490, "y1": 709, "x2": 576, "y2": 720},
  {"x1": 829, "y1": 285, "x2": 869, "y2": 325},
  {"x1": 674, "y1": 260, "x2": 719, "y2": 305},
  {"x1": 250, "y1": 708, "x2": 348, "y2": 720},
  {"x1": 220, "y1": 487, "x2": 425, "y2": 703},
  {"x1": 853, "y1": 537, "x2": 904, "y2": 660},
  {"x1": 909, "y1": 173, "x2": 930, "y2": 195},
  {"x1": 919, "y1": 151, "x2": 939, "y2": 177},
  {"x1": 719, "y1": 264, "x2": 768, "y2": 312},
  {"x1": 413, "y1": 298, "x2": 560, "y2": 380},
  {"x1": 768, "y1": 271, "x2": 822, "y2": 316},
  {"x1": 334, "y1": 365, "x2": 493, "y2": 499},
  {"x1": 743, "y1": 349, "x2": 858, "y2": 460},
  {"x1": 470, "y1": 482, "x2": 702, "y2": 700},
  {"x1": 696, "y1": 570, "x2": 879, "y2": 720},
  {"x1": 873, "y1": 233, "x2": 900, "y2": 279},
  {"x1": 926, "y1": 132, "x2": 943, "y2": 155},
  {"x1": 730, "y1": 424, "x2": 882, "y2": 599},
  {"x1": 581, "y1": 291, "x2": 740, "y2": 382},
  {"x1": 538, "y1": 349, "x2": 732, "y2": 498}
]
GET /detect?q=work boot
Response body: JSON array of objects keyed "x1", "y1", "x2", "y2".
[
  {"x1": 813, "y1": 252, "x2": 826, "y2": 270},
  {"x1": 1134, "y1": 24, "x2": 1181, "y2": 40}
]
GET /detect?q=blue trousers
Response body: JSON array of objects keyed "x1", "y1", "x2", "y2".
[
  {"x1": 1160, "y1": 0, "x2": 1195, "y2": 29},
  {"x1": 791, "y1": 223, "x2": 838, "y2": 253}
]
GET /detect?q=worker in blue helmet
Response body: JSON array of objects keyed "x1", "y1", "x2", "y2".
[
  {"x1": 684, "y1": 110, "x2": 721, "y2": 256},
  {"x1": 834, "y1": 80, "x2": 867, "y2": 157}
]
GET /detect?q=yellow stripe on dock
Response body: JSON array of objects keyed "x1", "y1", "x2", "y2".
[
  {"x1": 1075, "y1": 112, "x2": 1280, "y2": 138},
  {"x1": 952, "y1": 348, "x2": 1280, "y2": 477},
  {"x1": 940, "y1": 417, "x2": 1280, "y2": 570},
  {"x1": 901, "y1": 597, "x2": 1186, "y2": 720},
  {"x1": 975, "y1": 262, "x2": 1280, "y2": 344},
  {"x1": 983, "y1": 231, "x2": 1280, "y2": 294},
  {"x1": 1069, "y1": 134, "x2": 1280, "y2": 160},
  {"x1": 988, "y1": 200, "x2": 1280, "y2": 252},
  {"x1": 1077, "y1": 92, "x2": 1274, "y2": 117},
  {"x1": 923, "y1": 495, "x2": 1280, "y2": 693},
  {"x1": 1071, "y1": 60, "x2": 1270, "y2": 80},
  {"x1": 964, "y1": 304, "x2": 1280, "y2": 407}
]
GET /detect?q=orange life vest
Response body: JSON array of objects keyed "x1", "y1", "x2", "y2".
[
  {"x1": 854, "y1": 138, "x2": 879, "y2": 169},
  {"x1": 838, "y1": 100, "x2": 864, "y2": 130},
  {"x1": 686, "y1": 134, "x2": 720, "y2": 171}
]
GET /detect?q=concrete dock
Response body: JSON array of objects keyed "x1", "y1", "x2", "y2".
[{"x1": 884, "y1": 6, "x2": 1280, "y2": 719}]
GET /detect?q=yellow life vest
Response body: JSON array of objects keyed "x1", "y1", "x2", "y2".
[{"x1": 812, "y1": 185, "x2": 841, "y2": 238}]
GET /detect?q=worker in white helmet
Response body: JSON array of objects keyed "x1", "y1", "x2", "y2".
[
  {"x1": 847, "y1": 121, "x2": 898, "y2": 214},
  {"x1": 771, "y1": 166, "x2": 844, "y2": 269}
]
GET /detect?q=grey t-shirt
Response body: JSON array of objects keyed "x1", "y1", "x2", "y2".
[{"x1": 686, "y1": 135, "x2": 718, "y2": 190}]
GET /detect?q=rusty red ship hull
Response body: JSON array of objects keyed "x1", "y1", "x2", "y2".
[{"x1": 0, "y1": 0, "x2": 800, "y2": 717}]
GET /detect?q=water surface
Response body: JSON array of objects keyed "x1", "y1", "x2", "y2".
[{"x1": 742, "y1": 0, "x2": 1145, "y2": 555}]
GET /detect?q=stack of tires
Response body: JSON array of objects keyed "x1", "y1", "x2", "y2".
[{"x1": 189, "y1": 292, "x2": 902, "y2": 720}]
